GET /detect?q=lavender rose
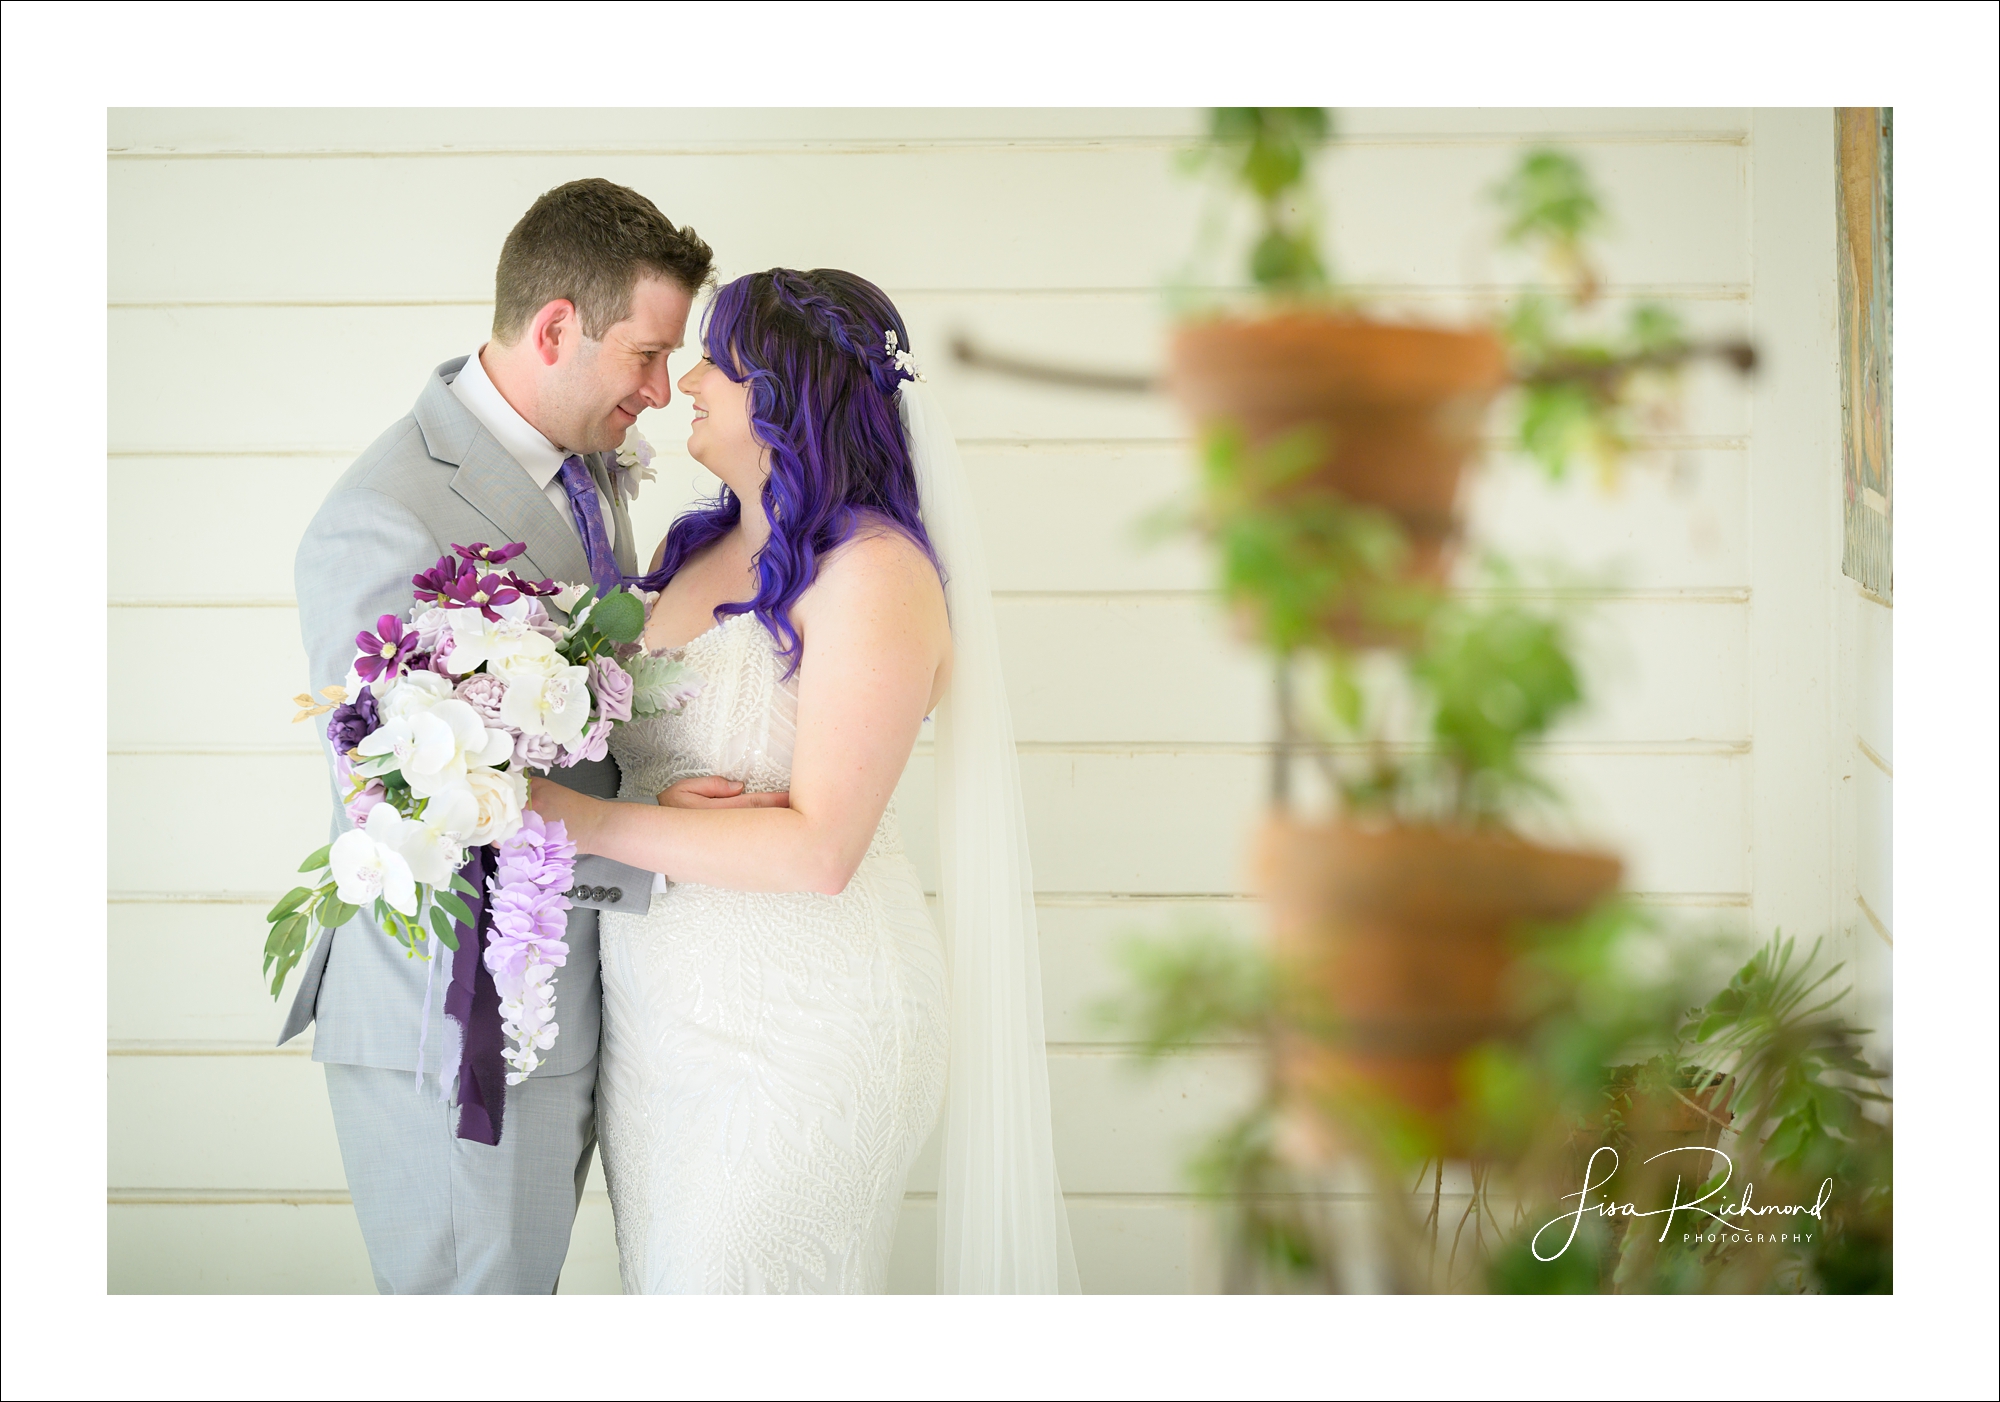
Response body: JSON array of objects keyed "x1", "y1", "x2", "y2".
[
  {"x1": 513, "y1": 730, "x2": 560, "y2": 770},
  {"x1": 588, "y1": 655, "x2": 634, "y2": 723},
  {"x1": 556, "y1": 717, "x2": 613, "y2": 769},
  {"x1": 343, "y1": 778, "x2": 388, "y2": 827},
  {"x1": 454, "y1": 672, "x2": 509, "y2": 721}
]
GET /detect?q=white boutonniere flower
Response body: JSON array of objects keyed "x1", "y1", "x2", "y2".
[{"x1": 612, "y1": 427, "x2": 657, "y2": 502}]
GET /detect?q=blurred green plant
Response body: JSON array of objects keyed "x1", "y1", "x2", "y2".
[
  {"x1": 1184, "y1": 107, "x2": 1336, "y2": 296},
  {"x1": 1106, "y1": 911, "x2": 1893, "y2": 1294},
  {"x1": 1165, "y1": 425, "x2": 1589, "y2": 828}
]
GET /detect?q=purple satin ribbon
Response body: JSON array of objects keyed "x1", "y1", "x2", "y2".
[{"x1": 443, "y1": 845, "x2": 507, "y2": 1145}]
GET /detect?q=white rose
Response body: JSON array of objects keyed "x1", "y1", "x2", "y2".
[
  {"x1": 462, "y1": 765, "x2": 527, "y2": 845},
  {"x1": 551, "y1": 581, "x2": 591, "y2": 615},
  {"x1": 329, "y1": 806, "x2": 419, "y2": 915},
  {"x1": 497, "y1": 661, "x2": 593, "y2": 745},
  {"x1": 374, "y1": 669, "x2": 454, "y2": 722}
]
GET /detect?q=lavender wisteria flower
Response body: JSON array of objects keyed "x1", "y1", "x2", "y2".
[
  {"x1": 484, "y1": 812, "x2": 574, "y2": 1084},
  {"x1": 588, "y1": 655, "x2": 635, "y2": 723},
  {"x1": 492, "y1": 810, "x2": 577, "y2": 891},
  {"x1": 353, "y1": 614, "x2": 421, "y2": 688}
]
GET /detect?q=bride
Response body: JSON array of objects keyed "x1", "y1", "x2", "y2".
[{"x1": 526, "y1": 268, "x2": 1077, "y2": 1294}]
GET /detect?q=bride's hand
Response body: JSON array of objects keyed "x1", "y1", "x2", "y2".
[{"x1": 658, "y1": 775, "x2": 791, "y2": 810}]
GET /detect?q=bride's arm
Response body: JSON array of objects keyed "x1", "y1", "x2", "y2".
[{"x1": 527, "y1": 530, "x2": 948, "y2": 894}]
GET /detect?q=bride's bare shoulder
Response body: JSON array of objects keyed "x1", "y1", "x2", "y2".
[{"x1": 803, "y1": 523, "x2": 947, "y2": 623}]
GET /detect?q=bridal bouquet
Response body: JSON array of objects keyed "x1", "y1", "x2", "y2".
[{"x1": 268, "y1": 542, "x2": 697, "y2": 1099}]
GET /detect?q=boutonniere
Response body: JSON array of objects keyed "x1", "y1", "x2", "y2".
[{"x1": 611, "y1": 427, "x2": 657, "y2": 502}]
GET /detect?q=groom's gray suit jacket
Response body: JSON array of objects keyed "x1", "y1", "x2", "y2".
[{"x1": 279, "y1": 356, "x2": 654, "y2": 1074}]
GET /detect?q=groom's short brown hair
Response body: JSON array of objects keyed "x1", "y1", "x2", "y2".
[{"x1": 492, "y1": 178, "x2": 714, "y2": 344}]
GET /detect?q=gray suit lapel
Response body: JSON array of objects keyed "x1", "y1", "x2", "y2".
[
  {"x1": 413, "y1": 360, "x2": 593, "y2": 588},
  {"x1": 451, "y1": 436, "x2": 593, "y2": 588}
]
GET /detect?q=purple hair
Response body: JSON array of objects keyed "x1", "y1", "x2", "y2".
[{"x1": 632, "y1": 268, "x2": 941, "y2": 675}]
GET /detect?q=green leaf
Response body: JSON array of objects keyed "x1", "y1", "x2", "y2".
[
  {"x1": 433, "y1": 890, "x2": 474, "y2": 928},
  {"x1": 449, "y1": 872, "x2": 481, "y2": 897},
  {"x1": 297, "y1": 843, "x2": 333, "y2": 873},
  {"x1": 321, "y1": 899, "x2": 357, "y2": 931},
  {"x1": 265, "y1": 886, "x2": 314, "y2": 923},
  {"x1": 589, "y1": 588, "x2": 645, "y2": 645},
  {"x1": 428, "y1": 904, "x2": 462, "y2": 951}
]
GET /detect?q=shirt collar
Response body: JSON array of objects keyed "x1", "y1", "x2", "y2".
[{"x1": 448, "y1": 344, "x2": 570, "y2": 489}]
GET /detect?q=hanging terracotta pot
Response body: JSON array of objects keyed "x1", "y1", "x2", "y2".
[
  {"x1": 1254, "y1": 815, "x2": 1622, "y2": 1144},
  {"x1": 1166, "y1": 312, "x2": 1511, "y2": 607}
]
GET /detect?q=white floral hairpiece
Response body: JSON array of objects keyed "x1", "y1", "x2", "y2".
[{"x1": 885, "y1": 329, "x2": 925, "y2": 383}]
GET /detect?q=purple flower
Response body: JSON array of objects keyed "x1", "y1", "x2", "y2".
[
  {"x1": 505, "y1": 573, "x2": 563, "y2": 599},
  {"x1": 454, "y1": 541, "x2": 528, "y2": 567},
  {"x1": 454, "y1": 673, "x2": 509, "y2": 721},
  {"x1": 556, "y1": 717, "x2": 613, "y2": 769},
  {"x1": 438, "y1": 571, "x2": 523, "y2": 621},
  {"x1": 353, "y1": 614, "x2": 420, "y2": 686},
  {"x1": 513, "y1": 730, "x2": 560, "y2": 770},
  {"x1": 326, "y1": 675, "x2": 381, "y2": 752},
  {"x1": 589, "y1": 656, "x2": 634, "y2": 723},
  {"x1": 411, "y1": 554, "x2": 473, "y2": 602}
]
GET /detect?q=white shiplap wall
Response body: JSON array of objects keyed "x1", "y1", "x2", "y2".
[{"x1": 108, "y1": 108, "x2": 1861, "y2": 1293}]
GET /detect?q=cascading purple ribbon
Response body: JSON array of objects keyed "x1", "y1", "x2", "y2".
[{"x1": 444, "y1": 845, "x2": 507, "y2": 1145}]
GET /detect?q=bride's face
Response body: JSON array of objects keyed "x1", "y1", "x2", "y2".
[{"x1": 678, "y1": 352, "x2": 764, "y2": 491}]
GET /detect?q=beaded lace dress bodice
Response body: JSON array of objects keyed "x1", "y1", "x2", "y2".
[{"x1": 595, "y1": 608, "x2": 947, "y2": 1294}]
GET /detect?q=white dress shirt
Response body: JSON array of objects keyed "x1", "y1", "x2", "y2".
[{"x1": 449, "y1": 345, "x2": 616, "y2": 552}]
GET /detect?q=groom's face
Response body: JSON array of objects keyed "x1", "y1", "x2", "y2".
[{"x1": 546, "y1": 274, "x2": 693, "y2": 454}]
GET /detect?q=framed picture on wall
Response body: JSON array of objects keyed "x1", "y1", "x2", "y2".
[{"x1": 1837, "y1": 107, "x2": 1892, "y2": 599}]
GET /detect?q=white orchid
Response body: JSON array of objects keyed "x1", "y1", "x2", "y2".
[
  {"x1": 354, "y1": 696, "x2": 513, "y2": 796},
  {"x1": 443, "y1": 608, "x2": 558, "y2": 675},
  {"x1": 393, "y1": 784, "x2": 480, "y2": 885},
  {"x1": 329, "y1": 805, "x2": 419, "y2": 915},
  {"x1": 551, "y1": 581, "x2": 591, "y2": 615},
  {"x1": 497, "y1": 661, "x2": 593, "y2": 744}
]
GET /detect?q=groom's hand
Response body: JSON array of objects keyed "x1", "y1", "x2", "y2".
[{"x1": 659, "y1": 775, "x2": 791, "y2": 810}]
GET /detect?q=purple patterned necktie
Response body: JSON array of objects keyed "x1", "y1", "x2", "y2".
[{"x1": 557, "y1": 454, "x2": 623, "y2": 596}]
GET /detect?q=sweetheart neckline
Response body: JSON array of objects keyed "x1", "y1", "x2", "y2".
[{"x1": 643, "y1": 605, "x2": 749, "y2": 658}]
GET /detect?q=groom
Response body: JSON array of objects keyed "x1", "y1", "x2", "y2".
[{"x1": 283, "y1": 178, "x2": 716, "y2": 1293}]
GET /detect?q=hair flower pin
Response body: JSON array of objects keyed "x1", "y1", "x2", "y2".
[{"x1": 884, "y1": 329, "x2": 925, "y2": 383}]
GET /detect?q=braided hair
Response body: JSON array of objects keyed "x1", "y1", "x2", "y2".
[{"x1": 632, "y1": 268, "x2": 941, "y2": 675}]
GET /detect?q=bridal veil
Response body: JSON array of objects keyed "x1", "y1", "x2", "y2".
[{"x1": 898, "y1": 379, "x2": 1081, "y2": 1293}]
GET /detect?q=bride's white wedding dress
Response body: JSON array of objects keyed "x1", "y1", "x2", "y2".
[{"x1": 596, "y1": 608, "x2": 949, "y2": 1294}]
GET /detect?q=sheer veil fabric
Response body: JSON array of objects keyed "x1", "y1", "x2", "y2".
[{"x1": 898, "y1": 380, "x2": 1081, "y2": 1293}]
